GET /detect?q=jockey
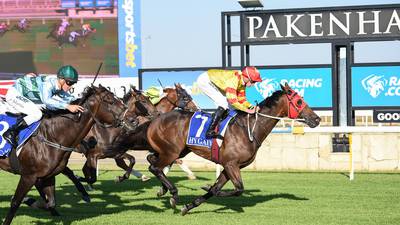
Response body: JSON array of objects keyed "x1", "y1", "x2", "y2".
[
  {"x1": 0, "y1": 22, "x2": 8, "y2": 30},
  {"x1": 3, "y1": 65, "x2": 84, "y2": 147},
  {"x1": 143, "y1": 86, "x2": 163, "y2": 105},
  {"x1": 69, "y1": 31, "x2": 81, "y2": 42},
  {"x1": 196, "y1": 66, "x2": 262, "y2": 138}
]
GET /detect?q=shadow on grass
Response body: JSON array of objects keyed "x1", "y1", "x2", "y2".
[{"x1": 0, "y1": 174, "x2": 308, "y2": 224}]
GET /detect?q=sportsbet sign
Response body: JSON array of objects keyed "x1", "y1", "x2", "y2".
[
  {"x1": 246, "y1": 68, "x2": 333, "y2": 108},
  {"x1": 352, "y1": 66, "x2": 400, "y2": 107}
]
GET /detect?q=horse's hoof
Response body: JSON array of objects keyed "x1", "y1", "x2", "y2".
[
  {"x1": 157, "y1": 188, "x2": 167, "y2": 197},
  {"x1": 82, "y1": 195, "x2": 91, "y2": 203},
  {"x1": 169, "y1": 197, "x2": 177, "y2": 209},
  {"x1": 181, "y1": 205, "x2": 189, "y2": 216},
  {"x1": 114, "y1": 176, "x2": 122, "y2": 183}
]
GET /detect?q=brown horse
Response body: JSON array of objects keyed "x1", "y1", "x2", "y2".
[
  {"x1": 143, "y1": 83, "x2": 321, "y2": 215},
  {"x1": 110, "y1": 84, "x2": 199, "y2": 181},
  {"x1": 0, "y1": 85, "x2": 130, "y2": 225},
  {"x1": 76, "y1": 87, "x2": 159, "y2": 186},
  {"x1": 78, "y1": 84, "x2": 198, "y2": 186}
]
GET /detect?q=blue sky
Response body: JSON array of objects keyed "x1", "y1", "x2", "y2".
[{"x1": 141, "y1": 0, "x2": 400, "y2": 68}]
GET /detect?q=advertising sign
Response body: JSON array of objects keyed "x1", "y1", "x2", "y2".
[
  {"x1": 79, "y1": 0, "x2": 94, "y2": 8},
  {"x1": 96, "y1": 0, "x2": 112, "y2": 7},
  {"x1": 118, "y1": 0, "x2": 141, "y2": 77},
  {"x1": 61, "y1": 0, "x2": 76, "y2": 8},
  {"x1": 141, "y1": 68, "x2": 332, "y2": 110},
  {"x1": 373, "y1": 109, "x2": 400, "y2": 123},
  {"x1": 247, "y1": 68, "x2": 333, "y2": 108},
  {"x1": 352, "y1": 66, "x2": 400, "y2": 107},
  {"x1": 243, "y1": 6, "x2": 400, "y2": 43}
]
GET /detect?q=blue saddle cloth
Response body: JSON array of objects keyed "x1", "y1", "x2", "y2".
[
  {"x1": 186, "y1": 110, "x2": 237, "y2": 148},
  {"x1": 0, "y1": 114, "x2": 40, "y2": 157}
]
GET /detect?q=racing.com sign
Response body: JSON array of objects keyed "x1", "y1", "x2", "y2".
[{"x1": 352, "y1": 66, "x2": 400, "y2": 107}]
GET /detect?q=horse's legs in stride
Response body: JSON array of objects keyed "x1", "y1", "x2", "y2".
[
  {"x1": 147, "y1": 153, "x2": 179, "y2": 208},
  {"x1": 181, "y1": 168, "x2": 230, "y2": 216},
  {"x1": 2, "y1": 175, "x2": 36, "y2": 225},
  {"x1": 114, "y1": 153, "x2": 135, "y2": 183},
  {"x1": 31, "y1": 176, "x2": 60, "y2": 216},
  {"x1": 62, "y1": 167, "x2": 90, "y2": 202}
]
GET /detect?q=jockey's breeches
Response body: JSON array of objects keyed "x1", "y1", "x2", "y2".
[
  {"x1": 5, "y1": 87, "x2": 42, "y2": 125},
  {"x1": 196, "y1": 72, "x2": 229, "y2": 109}
]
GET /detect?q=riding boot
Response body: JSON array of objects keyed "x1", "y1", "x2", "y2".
[
  {"x1": 3, "y1": 117, "x2": 28, "y2": 148},
  {"x1": 206, "y1": 106, "x2": 227, "y2": 138}
]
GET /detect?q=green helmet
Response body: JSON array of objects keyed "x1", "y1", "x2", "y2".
[{"x1": 57, "y1": 65, "x2": 79, "y2": 82}]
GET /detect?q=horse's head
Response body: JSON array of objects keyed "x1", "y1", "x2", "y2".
[
  {"x1": 124, "y1": 86, "x2": 159, "y2": 118},
  {"x1": 279, "y1": 83, "x2": 321, "y2": 128},
  {"x1": 81, "y1": 84, "x2": 129, "y2": 128},
  {"x1": 159, "y1": 84, "x2": 198, "y2": 112}
]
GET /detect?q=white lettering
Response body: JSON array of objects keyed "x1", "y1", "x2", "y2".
[
  {"x1": 310, "y1": 13, "x2": 323, "y2": 36},
  {"x1": 384, "y1": 10, "x2": 400, "y2": 33},
  {"x1": 285, "y1": 14, "x2": 307, "y2": 37},
  {"x1": 357, "y1": 11, "x2": 382, "y2": 35},
  {"x1": 328, "y1": 12, "x2": 351, "y2": 36},
  {"x1": 247, "y1": 16, "x2": 263, "y2": 39},
  {"x1": 262, "y1": 15, "x2": 282, "y2": 38}
]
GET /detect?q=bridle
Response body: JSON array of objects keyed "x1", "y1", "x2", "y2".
[
  {"x1": 162, "y1": 88, "x2": 196, "y2": 112},
  {"x1": 86, "y1": 89, "x2": 128, "y2": 128},
  {"x1": 247, "y1": 88, "x2": 307, "y2": 142}
]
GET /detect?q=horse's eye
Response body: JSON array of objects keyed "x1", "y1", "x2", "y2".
[{"x1": 297, "y1": 99, "x2": 302, "y2": 106}]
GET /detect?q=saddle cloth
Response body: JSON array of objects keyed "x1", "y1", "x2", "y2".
[
  {"x1": 186, "y1": 110, "x2": 237, "y2": 149},
  {"x1": 0, "y1": 114, "x2": 40, "y2": 157}
]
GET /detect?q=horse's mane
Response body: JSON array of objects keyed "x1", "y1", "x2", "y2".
[
  {"x1": 122, "y1": 89, "x2": 133, "y2": 104},
  {"x1": 258, "y1": 90, "x2": 285, "y2": 108}
]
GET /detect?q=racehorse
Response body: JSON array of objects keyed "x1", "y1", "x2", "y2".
[
  {"x1": 76, "y1": 87, "x2": 158, "y2": 187},
  {"x1": 78, "y1": 84, "x2": 198, "y2": 186},
  {"x1": 0, "y1": 85, "x2": 130, "y2": 225},
  {"x1": 0, "y1": 23, "x2": 11, "y2": 37},
  {"x1": 11, "y1": 19, "x2": 30, "y2": 33},
  {"x1": 110, "y1": 83, "x2": 199, "y2": 182},
  {"x1": 143, "y1": 83, "x2": 321, "y2": 215}
]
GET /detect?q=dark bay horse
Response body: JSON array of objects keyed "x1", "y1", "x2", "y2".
[
  {"x1": 76, "y1": 87, "x2": 159, "y2": 186},
  {"x1": 144, "y1": 83, "x2": 321, "y2": 215},
  {"x1": 0, "y1": 85, "x2": 129, "y2": 225},
  {"x1": 78, "y1": 84, "x2": 198, "y2": 186}
]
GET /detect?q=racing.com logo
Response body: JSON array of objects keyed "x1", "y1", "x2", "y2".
[{"x1": 361, "y1": 74, "x2": 388, "y2": 98}]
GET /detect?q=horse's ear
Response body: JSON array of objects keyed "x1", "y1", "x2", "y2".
[{"x1": 280, "y1": 83, "x2": 285, "y2": 91}]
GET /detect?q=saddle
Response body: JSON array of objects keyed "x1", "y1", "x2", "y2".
[
  {"x1": 0, "y1": 113, "x2": 40, "y2": 157},
  {"x1": 186, "y1": 110, "x2": 237, "y2": 163}
]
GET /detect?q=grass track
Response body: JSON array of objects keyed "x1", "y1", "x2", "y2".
[{"x1": 0, "y1": 170, "x2": 399, "y2": 225}]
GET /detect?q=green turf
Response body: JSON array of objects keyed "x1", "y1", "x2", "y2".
[{"x1": 0, "y1": 170, "x2": 399, "y2": 225}]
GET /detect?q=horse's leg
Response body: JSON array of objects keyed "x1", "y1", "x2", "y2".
[
  {"x1": 39, "y1": 176, "x2": 60, "y2": 216},
  {"x1": 147, "y1": 153, "x2": 179, "y2": 208},
  {"x1": 82, "y1": 156, "x2": 98, "y2": 189},
  {"x1": 181, "y1": 169, "x2": 230, "y2": 216},
  {"x1": 114, "y1": 153, "x2": 135, "y2": 183},
  {"x1": 61, "y1": 167, "x2": 90, "y2": 202},
  {"x1": 2, "y1": 175, "x2": 36, "y2": 225}
]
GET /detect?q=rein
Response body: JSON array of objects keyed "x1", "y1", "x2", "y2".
[{"x1": 246, "y1": 89, "x2": 307, "y2": 142}]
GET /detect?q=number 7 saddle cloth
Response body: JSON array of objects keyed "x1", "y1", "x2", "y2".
[{"x1": 186, "y1": 110, "x2": 237, "y2": 149}]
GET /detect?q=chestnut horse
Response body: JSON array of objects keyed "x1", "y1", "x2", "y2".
[
  {"x1": 144, "y1": 83, "x2": 321, "y2": 215},
  {"x1": 0, "y1": 85, "x2": 129, "y2": 225}
]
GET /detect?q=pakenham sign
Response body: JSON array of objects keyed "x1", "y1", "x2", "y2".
[{"x1": 243, "y1": 6, "x2": 400, "y2": 43}]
